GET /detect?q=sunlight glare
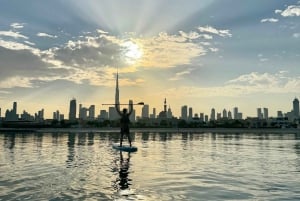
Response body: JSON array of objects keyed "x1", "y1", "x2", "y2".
[{"x1": 121, "y1": 41, "x2": 143, "y2": 65}]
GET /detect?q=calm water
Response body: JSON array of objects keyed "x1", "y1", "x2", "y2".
[{"x1": 1, "y1": 131, "x2": 300, "y2": 201}]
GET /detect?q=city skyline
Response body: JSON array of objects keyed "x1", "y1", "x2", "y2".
[
  {"x1": 0, "y1": 96, "x2": 299, "y2": 121},
  {"x1": 0, "y1": 1, "x2": 300, "y2": 118}
]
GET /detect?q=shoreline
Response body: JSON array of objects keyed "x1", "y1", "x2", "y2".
[{"x1": 0, "y1": 127, "x2": 300, "y2": 134}]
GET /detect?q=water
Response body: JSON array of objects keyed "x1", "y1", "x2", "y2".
[{"x1": 1, "y1": 131, "x2": 300, "y2": 200}]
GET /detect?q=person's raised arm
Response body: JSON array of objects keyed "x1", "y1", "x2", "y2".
[{"x1": 115, "y1": 104, "x2": 122, "y2": 116}]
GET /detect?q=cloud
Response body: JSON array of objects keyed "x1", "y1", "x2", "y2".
[
  {"x1": 0, "y1": 40, "x2": 38, "y2": 52},
  {"x1": 198, "y1": 26, "x2": 232, "y2": 37},
  {"x1": 164, "y1": 71, "x2": 300, "y2": 98},
  {"x1": 10, "y1": 23, "x2": 25, "y2": 29},
  {"x1": 97, "y1": 29, "x2": 109, "y2": 34},
  {"x1": 275, "y1": 9, "x2": 282, "y2": 14},
  {"x1": 48, "y1": 30, "x2": 208, "y2": 70},
  {"x1": 0, "y1": 76, "x2": 34, "y2": 88},
  {"x1": 169, "y1": 68, "x2": 193, "y2": 81},
  {"x1": 281, "y1": 5, "x2": 300, "y2": 17},
  {"x1": 293, "y1": 33, "x2": 300, "y2": 38},
  {"x1": 37, "y1": 32, "x2": 58, "y2": 38},
  {"x1": 0, "y1": 30, "x2": 28, "y2": 39},
  {"x1": 0, "y1": 26, "x2": 229, "y2": 90},
  {"x1": 261, "y1": 18, "x2": 278, "y2": 23}
]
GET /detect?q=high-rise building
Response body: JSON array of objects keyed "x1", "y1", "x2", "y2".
[
  {"x1": 210, "y1": 108, "x2": 215, "y2": 121},
  {"x1": 181, "y1": 105, "x2": 188, "y2": 120},
  {"x1": 99, "y1": 110, "x2": 108, "y2": 120},
  {"x1": 150, "y1": 108, "x2": 156, "y2": 119},
  {"x1": 109, "y1": 106, "x2": 119, "y2": 120},
  {"x1": 228, "y1": 110, "x2": 232, "y2": 119},
  {"x1": 142, "y1": 104, "x2": 149, "y2": 118},
  {"x1": 13, "y1": 102, "x2": 17, "y2": 115},
  {"x1": 115, "y1": 71, "x2": 120, "y2": 110},
  {"x1": 200, "y1": 113, "x2": 204, "y2": 121},
  {"x1": 293, "y1": 98, "x2": 299, "y2": 118},
  {"x1": 167, "y1": 106, "x2": 173, "y2": 118},
  {"x1": 233, "y1": 107, "x2": 238, "y2": 120},
  {"x1": 5, "y1": 102, "x2": 18, "y2": 121},
  {"x1": 222, "y1": 109, "x2": 227, "y2": 118},
  {"x1": 89, "y1": 105, "x2": 95, "y2": 120},
  {"x1": 257, "y1": 108, "x2": 263, "y2": 119},
  {"x1": 129, "y1": 109, "x2": 136, "y2": 122},
  {"x1": 188, "y1": 107, "x2": 193, "y2": 120},
  {"x1": 263, "y1": 108, "x2": 268, "y2": 120},
  {"x1": 69, "y1": 98, "x2": 77, "y2": 121},
  {"x1": 277, "y1": 111, "x2": 283, "y2": 118},
  {"x1": 205, "y1": 115, "x2": 208, "y2": 122}
]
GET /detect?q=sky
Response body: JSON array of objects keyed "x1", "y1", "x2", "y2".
[{"x1": 0, "y1": 0, "x2": 300, "y2": 119}]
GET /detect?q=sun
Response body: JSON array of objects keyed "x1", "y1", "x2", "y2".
[{"x1": 121, "y1": 41, "x2": 143, "y2": 65}]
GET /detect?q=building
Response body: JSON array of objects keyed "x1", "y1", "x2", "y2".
[
  {"x1": 89, "y1": 105, "x2": 95, "y2": 120},
  {"x1": 222, "y1": 109, "x2": 227, "y2": 118},
  {"x1": 181, "y1": 105, "x2": 188, "y2": 120},
  {"x1": 188, "y1": 107, "x2": 193, "y2": 121},
  {"x1": 228, "y1": 110, "x2": 232, "y2": 119},
  {"x1": 277, "y1": 111, "x2": 283, "y2": 118},
  {"x1": 109, "y1": 107, "x2": 119, "y2": 120},
  {"x1": 99, "y1": 110, "x2": 108, "y2": 120},
  {"x1": 293, "y1": 98, "x2": 299, "y2": 118},
  {"x1": 210, "y1": 108, "x2": 215, "y2": 121},
  {"x1": 167, "y1": 106, "x2": 173, "y2": 118},
  {"x1": 5, "y1": 102, "x2": 18, "y2": 121},
  {"x1": 69, "y1": 98, "x2": 77, "y2": 121},
  {"x1": 263, "y1": 108, "x2": 269, "y2": 120},
  {"x1": 257, "y1": 108, "x2": 263, "y2": 119},
  {"x1": 150, "y1": 108, "x2": 156, "y2": 119},
  {"x1": 233, "y1": 107, "x2": 238, "y2": 120},
  {"x1": 157, "y1": 98, "x2": 168, "y2": 118},
  {"x1": 142, "y1": 104, "x2": 149, "y2": 118},
  {"x1": 79, "y1": 105, "x2": 88, "y2": 120}
]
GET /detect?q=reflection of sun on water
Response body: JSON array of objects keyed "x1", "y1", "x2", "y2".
[{"x1": 121, "y1": 41, "x2": 143, "y2": 65}]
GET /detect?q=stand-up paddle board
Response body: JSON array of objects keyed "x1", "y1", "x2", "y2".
[{"x1": 112, "y1": 144, "x2": 138, "y2": 152}]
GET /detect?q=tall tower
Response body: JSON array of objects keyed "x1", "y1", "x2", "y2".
[
  {"x1": 69, "y1": 98, "x2": 77, "y2": 121},
  {"x1": 181, "y1": 105, "x2": 188, "y2": 120},
  {"x1": 293, "y1": 98, "x2": 299, "y2": 118},
  {"x1": 13, "y1": 102, "x2": 17, "y2": 115},
  {"x1": 164, "y1": 98, "x2": 167, "y2": 113},
  {"x1": 115, "y1": 71, "x2": 120, "y2": 108}
]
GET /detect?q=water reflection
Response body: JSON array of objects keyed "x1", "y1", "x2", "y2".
[
  {"x1": 66, "y1": 133, "x2": 76, "y2": 168},
  {"x1": 4, "y1": 133, "x2": 15, "y2": 149},
  {"x1": 113, "y1": 151, "x2": 134, "y2": 198}
]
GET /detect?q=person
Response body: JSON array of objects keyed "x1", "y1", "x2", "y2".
[{"x1": 115, "y1": 102, "x2": 133, "y2": 147}]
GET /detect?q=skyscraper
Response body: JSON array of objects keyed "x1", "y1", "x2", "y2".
[
  {"x1": 13, "y1": 102, "x2": 17, "y2": 115},
  {"x1": 69, "y1": 98, "x2": 77, "y2": 121},
  {"x1": 257, "y1": 108, "x2": 263, "y2": 119},
  {"x1": 223, "y1": 109, "x2": 227, "y2": 118},
  {"x1": 89, "y1": 105, "x2": 95, "y2": 120},
  {"x1": 115, "y1": 71, "x2": 120, "y2": 108},
  {"x1": 233, "y1": 107, "x2": 238, "y2": 120},
  {"x1": 263, "y1": 108, "x2": 268, "y2": 120},
  {"x1": 188, "y1": 107, "x2": 193, "y2": 120},
  {"x1": 181, "y1": 105, "x2": 188, "y2": 120},
  {"x1": 210, "y1": 108, "x2": 215, "y2": 121},
  {"x1": 142, "y1": 104, "x2": 149, "y2": 118},
  {"x1": 293, "y1": 98, "x2": 299, "y2": 118}
]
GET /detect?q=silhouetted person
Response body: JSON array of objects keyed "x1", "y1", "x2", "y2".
[{"x1": 116, "y1": 102, "x2": 133, "y2": 147}]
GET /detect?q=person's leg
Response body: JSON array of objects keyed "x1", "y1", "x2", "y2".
[
  {"x1": 120, "y1": 130, "x2": 124, "y2": 147},
  {"x1": 127, "y1": 131, "x2": 132, "y2": 147}
]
